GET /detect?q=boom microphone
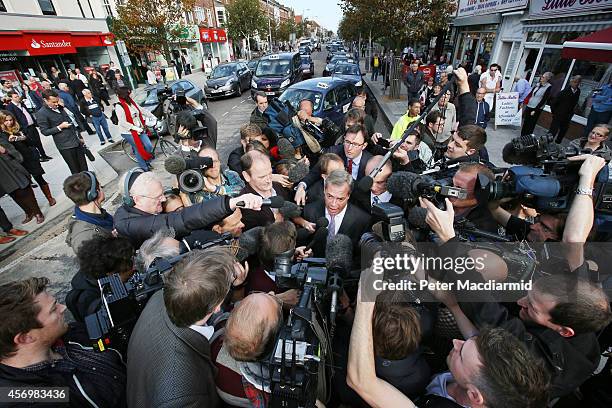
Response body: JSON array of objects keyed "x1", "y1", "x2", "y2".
[
  {"x1": 304, "y1": 218, "x2": 330, "y2": 251},
  {"x1": 288, "y1": 161, "x2": 310, "y2": 183},
  {"x1": 164, "y1": 155, "x2": 214, "y2": 175},
  {"x1": 235, "y1": 195, "x2": 285, "y2": 208},
  {"x1": 325, "y1": 234, "x2": 353, "y2": 324}
]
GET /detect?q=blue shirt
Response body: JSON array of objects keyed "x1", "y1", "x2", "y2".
[
  {"x1": 514, "y1": 78, "x2": 532, "y2": 103},
  {"x1": 592, "y1": 84, "x2": 612, "y2": 113},
  {"x1": 58, "y1": 89, "x2": 78, "y2": 113}
]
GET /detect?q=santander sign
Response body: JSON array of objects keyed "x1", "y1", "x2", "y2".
[{"x1": 30, "y1": 38, "x2": 72, "y2": 49}]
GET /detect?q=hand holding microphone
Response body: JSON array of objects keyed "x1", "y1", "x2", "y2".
[{"x1": 230, "y1": 193, "x2": 265, "y2": 211}]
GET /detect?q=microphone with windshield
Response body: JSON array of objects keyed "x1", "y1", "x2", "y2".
[
  {"x1": 325, "y1": 234, "x2": 353, "y2": 324},
  {"x1": 304, "y1": 217, "x2": 329, "y2": 252}
]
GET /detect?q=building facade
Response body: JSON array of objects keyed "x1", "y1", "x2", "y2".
[
  {"x1": 0, "y1": 0, "x2": 119, "y2": 82},
  {"x1": 451, "y1": 0, "x2": 612, "y2": 136}
]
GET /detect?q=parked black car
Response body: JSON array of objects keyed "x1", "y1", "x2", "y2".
[{"x1": 204, "y1": 62, "x2": 252, "y2": 98}]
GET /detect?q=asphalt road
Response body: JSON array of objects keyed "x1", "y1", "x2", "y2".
[{"x1": 0, "y1": 50, "x2": 388, "y2": 305}]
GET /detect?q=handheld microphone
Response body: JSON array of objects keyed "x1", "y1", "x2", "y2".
[
  {"x1": 325, "y1": 234, "x2": 353, "y2": 323},
  {"x1": 304, "y1": 217, "x2": 330, "y2": 251},
  {"x1": 235, "y1": 226, "x2": 263, "y2": 262},
  {"x1": 234, "y1": 195, "x2": 285, "y2": 208}
]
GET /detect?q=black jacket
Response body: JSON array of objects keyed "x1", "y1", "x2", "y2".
[
  {"x1": 300, "y1": 144, "x2": 373, "y2": 189},
  {"x1": 551, "y1": 87, "x2": 581, "y2": 119},
  {"x1": 6, "y1": 102, "x2": 35, "y2": 129},
  {"x1": 227, "y1": 146, "x2": 245, "y2": 174},
  {"x1": 303, "y1": 200, "x2": 371, "y2": 268},
  {"x1": 127, "y1": 291, "x2": 220, "y2": 408},
  {"x1": 350, "y1": 187, "x2": 404, "y2": 214},
  {"x1": 37, "y1": 105, "x2": 81, "y2": 150},
  {"x1": 467, "y1": 72, "x2": 481, "y2": 95},
  {"x1": 0, "y1": 323, "x2": 127, "y2": 408},
  {"x1": 113, "y1": 195, "x2": 232, "y2": 248},
  {"x1": 65, "y1": 271, "x2": 102, "y2": 323},
  {"x1": 460, "y1": 298, "x2": 601, "y2": 399},
  {"x1": 238, "y1": 182, "x2": 290, "y2": 231}
]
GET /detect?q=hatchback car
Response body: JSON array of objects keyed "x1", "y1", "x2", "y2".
[
  {"x1": 331, "y1": 62, "x2": 363, "y2": 87},
  {"x1": 279, "y1": 77, "x2": 356, "y2": 128},
  {"x1": 251, "y1": 52, "x2": 303, "y2": 98},
  {"x1": 300, "y1": 54, "x2": 315, "y2": 79},
  {"x1": 323, "y1": 54, "x2": 354, "y2": 76},
  {"x1": 204, "y1": 62, "x2": 252, "y2": 98}
]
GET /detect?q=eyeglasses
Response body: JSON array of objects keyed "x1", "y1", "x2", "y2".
[
  {"x1": 135, "y1": 193, "x2": 165, "y2": 202},
  {"x1": 590, "y1": 131, "x2": 607, "y2": 138},
  {"x1": 344, "y1": 139, "x2": 365, "y2": 148}
]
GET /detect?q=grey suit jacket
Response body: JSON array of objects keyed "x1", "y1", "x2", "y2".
[{"x1": 37, "y1": 105, "x2": 80, "y2": 150}]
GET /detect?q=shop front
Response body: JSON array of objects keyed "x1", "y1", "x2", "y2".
[
  {"x1": 0, "y1": 30, "x2": 116, "y2": 81},
  {"x1": 506, "y1": 1, "x2": 612, "y2": 136},
  {"x1": 199, "y1": 27, "x2": 233, "y2": 74},
  {"x1": 452, "y1": 0, "x2": 528, "y2": 73},
  {"x1": 172, "y1": 25, "x2": 203, "y2": 73}
]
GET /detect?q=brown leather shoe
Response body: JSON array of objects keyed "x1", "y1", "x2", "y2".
[
  {"x1": 0, "y1": 236, "x2": 16, "y2": 244},
  {"x1": 35, "y1": 214, "x2": 45, "y2": 224},
  {"x1": 8, "y1": 229, "x2": 28, "y2": 236},
  {"x1": 22, "y1": 214, "x2": 34, "y2": 224}
]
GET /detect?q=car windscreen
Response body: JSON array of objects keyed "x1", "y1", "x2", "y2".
[
  {"x1": 248, "y1": 60, "x2": 258, "y2": 70},
  {"x1": 255, "y1": 59, "x2": 291, "y2": 77},
  {"x1": 330, "y1": 56, "x2": 348, "y2": 65},
  {"x1": 279, "y1": 88, "x2": 322, "y2": 112},
  {"x1": 301, "y1": 56, "x2": 311, "y2": 63},
  {"x1": 141, "y1": 89, "x2": 159, "y2": 106},
  {"x1": 211, "y1": 64, "x2": 236, "y2": 78},
  {"x1": 334, "y1": 65, "x2": 359, "y2": 75}
]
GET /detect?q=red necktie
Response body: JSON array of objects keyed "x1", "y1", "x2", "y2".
[{"x1": 347, "y1": 159, "x2": 353, "y2": 175}]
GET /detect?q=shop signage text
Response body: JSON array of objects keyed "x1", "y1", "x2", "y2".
[
  {"x1": 457, "y1": 0, "x2": 529, "y2": 17},
  {"x1": 530, "y1": 0, "x2": 612, "y2": 18},
  {"x1": 0, "y1": 31, "x2": 115, "y2": 56},
  {"x1": 495, "y1": 92, "x2": 521, "y2": 127},
  {"x1": 199, "y1": 28, "x2": 227, "y2": 43}
]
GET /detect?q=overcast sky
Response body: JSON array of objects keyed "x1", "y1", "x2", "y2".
[{"x1": 279, "y1": 0, "x2": 343, "y2": 33}]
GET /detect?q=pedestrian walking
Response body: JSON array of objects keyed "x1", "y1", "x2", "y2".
[
  {"x1": 112, "y1": 72, "x2": 127, "y2": 91},
  {"x1": 146, "y1": 67, "x2": 157, "y2": 86},
  {"x1": 522, "y1": 72, "x2": 553, "y2": 136},
  {"x1": 68, "y1": 72, "x2": 87, "y2": 99},
  {"x1": 182, "y1": 52, "x2": 193, "y2": 75},
  {"x1": 5, "y1": 90, "x2": 51, "y2": 161},
  {"x1": 115, "y1": 86, "x2": 156, "y2": 171},
  {"x1": 38, "y1": 89, "x2": 88, "y2": 174},
  {"x1": 79, "y1": 89, "x2": 114, "y2": 146},
  {"x1": 550, "y1": 76, "x2": 581, "y2": 143},
  {"x1": 0, "y1": 111, "x2": 56, "y2": 207},
  {"x1": 0, "y1": 204, "x2": 28, "y2": 244},
  {"x1": 0, "y1": 138, "x2": 45, "y2": 224},
  {"x1": 405, "y1": 62, "x2": 425, "y2": 104},
  {"x1": 475, "y1": 88, "x2": 491, "y2": 129},
  {"x1": 371, "y1": 53, "x2": 380, "y2": 81}
]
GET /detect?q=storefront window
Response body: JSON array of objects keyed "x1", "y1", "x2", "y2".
[
  {"x1": 569, "y1": 61, "x2": 612, "y2": 117},
  {"x1": 546, "y1": 31, "x2": 594, "y2": 45},
  {"x1": 526, "y1": 32, "x2": 546, "y2": 43},
  {"x1": 531, "y1": 49, "x2": 572, "y2": 100},
  {"x1": 516, "y1": 47, "x2": 539, "y2": 80}
]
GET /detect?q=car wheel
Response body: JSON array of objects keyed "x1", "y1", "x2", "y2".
[{"x1": 236, "y1": 83, "x2": 242, "y2": 97}]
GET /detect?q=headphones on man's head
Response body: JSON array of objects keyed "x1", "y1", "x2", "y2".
[
  {"x1": 123, "y1": 167, "x2": 145, "y2": 207},
  {"x1": 83, "y1": 171, "x2": 98, "y2": 202}
]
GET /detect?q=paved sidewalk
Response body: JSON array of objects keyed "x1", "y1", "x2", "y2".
[{"x1": 0, "y1": 106, "x2": 120, "y2": 254}]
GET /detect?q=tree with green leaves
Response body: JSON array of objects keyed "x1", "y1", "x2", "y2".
[
  {"x1": 224, "y1": 0, "x2": 267, "y2": 59},
  {"x1": 110, "y1": 0, "x2": 196, "y2": 61}
]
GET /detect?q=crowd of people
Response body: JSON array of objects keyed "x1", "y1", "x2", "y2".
[
  {"x1": 0, "y1": 63, "x2": 611, "y2": 408},
  {"x1": 0, "y1": 63, "x2": 130, "y2": 243}
]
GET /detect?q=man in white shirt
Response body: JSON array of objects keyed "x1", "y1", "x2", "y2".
[{"x1": 74, "y1": 68, "x2": 88, "y2": 86}]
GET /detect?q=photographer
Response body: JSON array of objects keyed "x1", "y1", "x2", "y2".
[
  {"x1": 352, "y1": 155, "x2": 403, "y2": 213},
  {"x1": 180, "y1": 146, "x2": 245, "y2": 205},
  {"x1": 569, "y1": 124, "x2": 610, "y2": 156},
  {"x1": 0, "y1": 277, "x2": 127, "y2": 407},
  {"x1": 391, "y1": 130, "x2": 429, "y2": 173},
  {"x1": 228, "y1": 124, "x2": 262, "y2": 173},
  {"x1": 134, "y1": 229, "x2": 181, "y2": 272},
  {"x1": 114, "y1": 169, "x2": 263, "y2": 247},
  {"x1": 127, "y1": 247, "x2": 242, "y2": 407},
  {"x1": 66, "y1": 235, "x2": 135, "y2": 323},
  {"x1": 295, "y1": 98, "x2": 343, "y2": 150},
  {"x1": 347, "y1": 283, "x2": 550, "y2": 408},
  {"x1": 64, "y1": 171, "x2": 115, "y2": 256},
  {"x1": 172, "y1": 90, "x2": 218, "y2": 150}
]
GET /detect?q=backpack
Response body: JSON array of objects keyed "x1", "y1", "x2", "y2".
[{"x1": 110, "y1": 102, "x2": 120, "y2": 125}]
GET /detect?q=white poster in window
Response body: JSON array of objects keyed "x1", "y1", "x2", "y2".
[{"x1": 495, "y1": 92, "x2": 521, "y2": 127}]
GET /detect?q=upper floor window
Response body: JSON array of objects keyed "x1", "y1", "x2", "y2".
[
  {"x1": 217, "y1": 10, "x2": 225, "y2": 25},
  {"x1": 103, "y1": 0, "x2": 113, "y2": 17},
  {"x1": 38, "y1": 0, "x2": 56, "y2": 16}
]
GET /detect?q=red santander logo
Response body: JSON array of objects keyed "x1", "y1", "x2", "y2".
[{"x1": 30, "y1": 38, "x2": 72, "y2": 49}]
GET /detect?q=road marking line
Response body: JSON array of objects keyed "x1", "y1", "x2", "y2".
[
  {"x1": 222, "y1": 112, "x2": 229, "y2": 116},
  {"x1": 240, "y1": 100, "x2": 246, "y2": 104},
  {"x1": 232, "y1": 105, "x2": 237, "y2": 109}
]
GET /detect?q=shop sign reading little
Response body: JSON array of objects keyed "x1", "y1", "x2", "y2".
[{"x1": 531, "y1": 0, "x2": 612, "y2": 18}]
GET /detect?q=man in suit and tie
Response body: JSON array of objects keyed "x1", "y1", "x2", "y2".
[
  {"x1": 295, "y1": 123, "x2": 372, "y2": 205},
  {"x1": 303, "y1": 169, "x2": 371, "y2": 268},
  {"x1": 5, "y1": 91, "x2": 52, "y2": 161},
  {"x1": 351, "y1": 156, "x2": 403, "y2": 214},
  {"x1": 550, "y1": 75, "x2": 581, "y2": 143}
]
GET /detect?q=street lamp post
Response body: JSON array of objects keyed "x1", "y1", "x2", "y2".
[{"x1": 267, "y1": 0, "x2": 272, "y2": 51}]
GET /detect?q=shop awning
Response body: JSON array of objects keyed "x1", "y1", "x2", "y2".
[
  {"x1": 562, "y1": 27, "x2": 612, "y2": 63},
  {"x1": 0, "y1": 31, "x2": 115, "y2": 56}
]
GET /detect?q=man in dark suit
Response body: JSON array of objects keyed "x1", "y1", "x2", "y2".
[
  {"x1": 295, "y1": 123, "x2": 372, "y2": 205},
  {"x1": 37, "y1": 89, "x2": 88, "y2": 174},
  {"x1": 5, "y1": 91, "x2": 52, "y2": 161},
  {"x1": 127, "y1": 248, "x2": 238, "y2": 408},
  {"x1": 550, "y1": 75, "x2": 581, "y2": 143},
  {"x1": 303, "y1": 169, "x2": 371, "y2": 268},
  {"x1": 239, "y1": 150, "x2": 290, "y2": 231},
  {"x1": 351, "y1": 156, "x2": 403, "y2": 213}
]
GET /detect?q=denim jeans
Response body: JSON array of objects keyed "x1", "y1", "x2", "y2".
[
  {"x1": 371, "y1": 67, "x2": 379, "y2": 81},
  {"x1": 91, "y1": 115, "x2": 113, "y2": 142},
  {"x1": 122, "y1": 132, "x2": 153, "y2": 170}
]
